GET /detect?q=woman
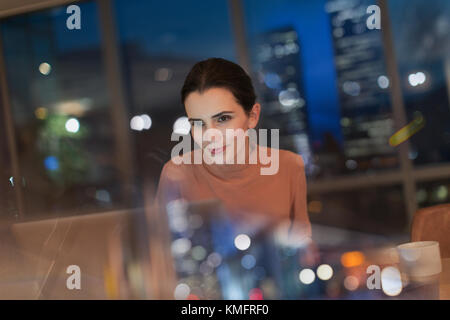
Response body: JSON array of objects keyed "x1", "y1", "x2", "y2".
[{"x1": 156, "y1": 57, "x2": 317, "y2": 261}]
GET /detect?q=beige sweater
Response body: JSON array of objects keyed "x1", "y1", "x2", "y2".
[{"x1": 156, "y1": 146, "x2": 312, "y2": 238}]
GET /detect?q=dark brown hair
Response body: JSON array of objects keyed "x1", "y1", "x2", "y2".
[{"x1": 181, "y1": 57, "x2": 257, "y2": 114}]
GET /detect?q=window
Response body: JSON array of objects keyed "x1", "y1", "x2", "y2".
[
  {"x1": 0, "y1": 1, "x2": 133, "y2": 219},
  {"x1": 242, "y1": 0, "x2": 450, "y2": 236},
  {"x1": 113, "y1": 0, "x2": 237, "y2": 184}
]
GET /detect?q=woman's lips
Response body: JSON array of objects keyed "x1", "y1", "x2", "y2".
[{"x1": 209, "y1": 145, "x2": 227, "y2": 155}]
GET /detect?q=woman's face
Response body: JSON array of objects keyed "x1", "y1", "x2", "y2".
[{"x1": 185, "y1": 87, "x2": 260, "y2": 163}]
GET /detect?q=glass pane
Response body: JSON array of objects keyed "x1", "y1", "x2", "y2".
[
  {"x1": 389, "y1": 0, "x2": 450, "y2": 166},
  {"x1": 113, "y1": 0, "x2": 237, "y2": 184},
  {"x1": 243, "y1": 0, "x2": 399, "y2": 178},
  {"x1": 1, "y1": 0, "x2": 447, "y2": 301},
  {"x1": 0, "y1": 2, "x2": 130, "y2": 218}
]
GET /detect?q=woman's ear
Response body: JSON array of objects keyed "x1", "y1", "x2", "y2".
[{"x1": 248, "y1": 103, "x2": 261, "y2": 129}]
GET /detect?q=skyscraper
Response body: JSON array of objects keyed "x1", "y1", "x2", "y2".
[
  {"x1": 326, "y1": 0, "x2": 398, "y2": 172},
  {"x1": 251, "y1": 26, "x2": 313, "y2": 172}
]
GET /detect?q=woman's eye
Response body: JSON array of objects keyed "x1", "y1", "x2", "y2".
[{"x1": 217, "y1": 115, "x2": 231, "y2": 123}]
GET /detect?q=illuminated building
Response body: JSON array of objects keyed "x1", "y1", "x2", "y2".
[
  {"x1": 326, "y1": 0, "x2": 397, "y2": 171},
  {"x1": 251, "y1": 26, "x2": 313, "y2": 172}
]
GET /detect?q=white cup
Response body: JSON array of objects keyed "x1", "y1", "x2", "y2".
[{"x1": 396, "y1": 241, "x2": 442, "y2": 279}]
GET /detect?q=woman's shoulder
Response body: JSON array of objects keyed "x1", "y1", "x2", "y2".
[
  {"x1": 160, "y1": 151, "x2": 198, "y2": 180},
  {"x1": 261, "y1": 146, "x2": 304, "y2": 168},
  {"x1": 255, "y1": 146, "x2": 305, "y2": 178},
  {"x1": 280, "y1": 148, "x2": 305, "y2": 166}
]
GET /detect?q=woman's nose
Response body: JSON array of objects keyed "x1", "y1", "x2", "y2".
[{"x1": 203, "y1": 126, "x2": 224, "y2": 144}]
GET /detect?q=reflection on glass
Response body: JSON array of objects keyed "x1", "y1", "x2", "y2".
[
  {"x1": 0, "y1": 0, "x2": 448, "y2": 301},
  {"x1": 1, "y1": 2, "x2": 128, "y2": 217},
  {"x1": 417, "y1": 180, "x2": 450, "y2": 208},
  {"x1": 390, "y1": 0, "x2": 450, "y2": 166},
  {"x1": 113, "y1": 0, "x2": 237, "y2": 187}
]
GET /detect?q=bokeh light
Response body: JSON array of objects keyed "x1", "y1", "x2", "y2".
[
  {"x1": 174, "y1": 283, "x2": 190, "y2": 300},
  {"x1": 342, "y1": 81, "x2": 361, "y2": 96},
  {"x1": 191, "y1": 245, "x2": 207, "y2": 261},
  {"x1": 316, "y1": 264, "x2": 333, "y2": 281},
  {"x1": 199, "y1": 261, "x2": 214, "y2": 275},
  {"x1": 39, "y1": 62, "x2": 51, "y2": 75},
  {"x1": 130, "y1": 115, "x2": 144, "y2": 131},
  {"x1": 154, "y1": 67, "x2": 173, "y2": 82},
  {"x1": 299, "y1": 268, "x2": 315, "y2": 285},
  {"x1": 35, "y1": 107, "x2": 48, "y2": 120},
  {"x1": 241, "y1": 254, "x2": 256, "y2": 270},
  {"x1": 171, "y1": 238, "x2": 191, "y2": 257},
  {"x1": 408, "y1": 71, "x2": 427, "y2": 87},
  {"x1": 141, "y1": 114, "x2": 152, "y2": 129},
  {"x1": 436, "y1": 185, "x2": 448, "y2": 201},
  {"x1": 377, "y1": 75, "x2": 389, "y2": 89},
  {"x1": 173, "y1": 116, "x2": 191, "y2": 135},
  {"x1": 278, "y1": 88, "x2": 301, "y2": 107},
  {"x1": 234, "y1": 234, "x2": 251, "y2": 251},
  {"x1": 343, "y1": 276, "x2": 359, "y2": 291},
  {"x1": 206, "y1": 252, "x2": 222, "y2": 268},
  {"x1": 381, "y1": 266, "x2": 403, "y2": 296},
  {"x1": 340, "y1": 251, "x2": 365, "y2": 268},
  {"x1": 249, "y1": 288, "x2": 263, "y2": 300},
  {"x1": 65, "y1": 118, "x2": 80, "y2": 133},
  {"x1": 44, "y1": 156, "x2": 59, "y2": 171},
  {"x1": 389, "y1": 114, "x2": 425, "y2": 147}
]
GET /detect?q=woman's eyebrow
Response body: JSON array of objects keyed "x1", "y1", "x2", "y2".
[
  {"x1": 211, "y1": 111, "x2": 234, "y2": 118},
  {"x1": 188, "y1": 118, "x2": 203, "y2": 123}
]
